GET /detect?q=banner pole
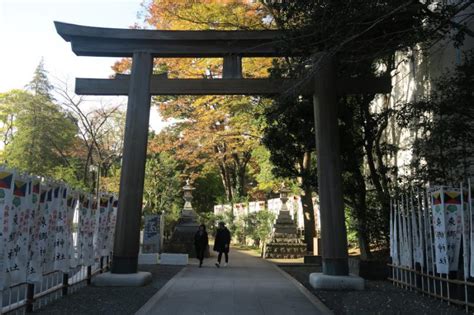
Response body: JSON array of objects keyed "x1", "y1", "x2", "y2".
[
  {"x1": 426, "y1": 186, "x2": 437, "y2": 296},
  {"x1": 406, "y1": 191, "x2": 414, "y2": 290},
  {"x1": 460, "y1": 182, "x2": 468, "y2": 312},
  {"x1": 416, "y1": 187, "x2": 425, "y2": 293}
]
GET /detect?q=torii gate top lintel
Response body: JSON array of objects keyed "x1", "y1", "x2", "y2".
[
  {"x1": 55, "y1": 22, "x2": 390, "y2": 96},
  {"x1": 54, "y1": 21, "x2": 284, "y2": 58}
]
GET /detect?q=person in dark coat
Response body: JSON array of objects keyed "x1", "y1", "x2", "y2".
[
  {"x1": 213, "y1": 221, "x2": 231, "y2": 267},
  {"x1": 194, "y1": 224, "x2": 208, "y2": 268}
]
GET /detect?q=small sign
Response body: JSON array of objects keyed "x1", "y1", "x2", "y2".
[{"x1": 143, "y1": 215, "x2": 163, "y2": 253}]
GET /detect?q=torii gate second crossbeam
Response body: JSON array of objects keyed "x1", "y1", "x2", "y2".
[{"x1": 55, "y1": 22, "x2": 390, "y2": 286}]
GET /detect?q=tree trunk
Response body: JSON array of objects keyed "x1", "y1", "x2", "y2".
[
  {"x1": 218, "y1": 163, "x2": 233, "y2": 202},
  {"x1": 301, "y1": 184, "x2": 315, "y2": 253}
]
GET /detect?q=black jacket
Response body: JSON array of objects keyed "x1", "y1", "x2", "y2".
[
  {"x1": 213, "y1": 227, "x2": 231, "y2": 253},
  {"x1": 194, "y1": 230, "x2": 208, "y2": 250}
]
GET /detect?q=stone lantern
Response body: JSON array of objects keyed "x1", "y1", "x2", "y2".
[
  {"x1": 181, "y1": 179, "x2": 196, "y2": 217},
  {"x1": 279, "y1": 183, "x2": 291, "y2": 213},
  {"x1": 165, "y1": 178, "x2": 201, "y2": 257}
]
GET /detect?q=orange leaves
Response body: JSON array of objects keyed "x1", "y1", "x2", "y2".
[{"x1": 145, "y1": 0, "x2": 267, "y2": 31}]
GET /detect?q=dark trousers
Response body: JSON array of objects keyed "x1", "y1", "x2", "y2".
[
  {"x1": 196, "y1": 246, "x2": 206, "y2": 264},
  {"x1": 217, "y1": 251, "x2": 228, "y2": 263}
]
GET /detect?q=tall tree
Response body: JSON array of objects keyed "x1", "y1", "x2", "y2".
[
  {"x1": 2, "y1": 62, "x2": 77, "y2": 176},
  {"x1": 114, "y1": 0, "x2": 274, "y2": 202},
  {"x1": 26, "y1": 58, "x2": 54, "y2": 100},
  {"x1": 262, "y1": 95, "x2": 317, "y2": 252},
  {"x1": 55, "y1": 79, "x2": 125, "y2": 189}
]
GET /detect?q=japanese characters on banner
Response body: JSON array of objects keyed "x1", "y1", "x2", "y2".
[
  {"x1": 431, "y1": 188, "x2": 450, "y2": 273},
  {"x1": 390, "y1": 185, "x2": 469, "y2": 276},
  {"x1": 0, "y1": 169, "x2": 14, "y2": 289},
  {"x1": 4, "y1": 176, "x2": 30, "y2": 287},
  {"x1": 0, "y1": 167, "x2": 117, "y2": 289},
  {"x1": 442, "y1": 189, "x2": 462, "y2": 271},
  {"x1": 94, "y1": 195, "x2": 112, "y2": 257},
  {"x1": 27, "y1": 179, "x2": 42, "y2": 283},
  {"x1": 54, "y1": 186, "x2": 69, "y2": 272}
]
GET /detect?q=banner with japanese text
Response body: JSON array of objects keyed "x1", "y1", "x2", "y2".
[
  {"x1": 0, "y1": 169, "x2": 14, "y2": 289},
  {"x1": 78, "y1": 194, "x2": 95, "y2": 266},
  {"x1": 4, "y1": 177, "x2": 30, "y2": 286},
  {"x1": 26, "y1": 179, "x2": 42, "y2": 283}
]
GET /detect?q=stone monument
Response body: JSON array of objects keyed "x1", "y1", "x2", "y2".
[
  {"x1": 265, "y1": 184, "x2": 307, "y2": 259},
  {"x1": 165, "y1": 180, "x2": 201, "y2": 257}
]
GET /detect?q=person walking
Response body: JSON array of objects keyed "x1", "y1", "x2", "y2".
[
  {"x1": 214, "y1": 221, "x2": 231, "y2": 268},
  {"x1": 194, "y1": 224, "x2": 208, "y2": 268}
]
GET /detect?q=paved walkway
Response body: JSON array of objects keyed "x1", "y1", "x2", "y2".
[{"x1": 136, "y1": 250, "x2": 329, "y2": 315}]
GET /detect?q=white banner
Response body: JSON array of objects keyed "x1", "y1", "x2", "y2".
[
  {"x1": 66, "y1": 191, "x2": 78, "y2": 269},
  {"x1": 54, "y1": 186, "x2": 69, "y2": 272},
  {"x1": 423, "y1": 189, "x2": 434, "y2": 272},
  {"x1": 443, "y1": 189, "x2": 462, "y2": 271},
  {"x1": 431, "y1": 188, "x2": 449, "y2": 274},
  {"x1": 0, "y1": 167, "x2": 117, "y2": 292},
  {"x1": 0, "y1": 169, "x2": 14, "y2": 289},
  {"x1": 400, "y1": 196, "x2": 412, "y2": 268},
  {"x1": 390, "y1": 200, "x2": 399, "y2": 265},
  {"x1": 4, "y1": 176, "x2": 30, "y2": 286},
  {"x1": 36, "y1": 186, "x2": 50, "y2": 277},
  {"x1": 107, "y1": 197, "x2": 118, "y2": 255},
  {"x1": 78, "y1": 194, "x2": 95, "y2": 266},
  {"x1": 42, "y1": 186, "x2": 60, "y2": 274},
  {"x1": 94, "y1": 194, "x2": 111, "y2": 257},
  {"x1": 410, "y1": 196, "x2": 423, "y2": 266},
  {"x1": 26, "y1": 179, "x2": 42, "y2": 283}
]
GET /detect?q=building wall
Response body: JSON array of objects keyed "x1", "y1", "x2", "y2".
[{"x1": 378, "y1": 3, "x2": 474, "y2": 179}]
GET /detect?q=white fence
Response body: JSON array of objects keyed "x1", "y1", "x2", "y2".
[
  {"x1": 390, "y1": 181, "x2": 474, "y2": 311},
  {"x1": 214, "y1": 196, "x2": 321, "y2": 231},
  {"x1": 0, "y1": 167, "x2": 117, "y2": 313}
]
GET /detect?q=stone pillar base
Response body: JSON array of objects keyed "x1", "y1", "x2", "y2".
[
  {"x1": 309, "y1": 273, "x2": 364, "y2": 290},
  {"x1": 92, "y1": 271, "x2": 152, "y2": 287}
]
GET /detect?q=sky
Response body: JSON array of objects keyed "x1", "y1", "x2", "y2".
[{"x1": 0, "y1": 0, "x2": 169, "y2": 131}]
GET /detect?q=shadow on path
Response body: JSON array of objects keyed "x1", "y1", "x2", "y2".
[{"x1": 137, "y1": 249, "x2": 329, "y2": 315}]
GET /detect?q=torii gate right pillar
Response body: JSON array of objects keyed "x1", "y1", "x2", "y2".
[{"x1": 310, "y1": 55, "x2": 364, "y2": 289}]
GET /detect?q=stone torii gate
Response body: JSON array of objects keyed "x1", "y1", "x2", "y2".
[{"x1": 55, "y1": 22, "x2": 390, "y2": 287}]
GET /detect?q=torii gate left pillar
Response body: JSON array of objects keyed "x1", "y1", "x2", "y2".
[{"x1": 112, "y1": 52, "x2": 153, "y2": 275}]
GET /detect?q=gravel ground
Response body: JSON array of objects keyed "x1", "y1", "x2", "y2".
[
  {"x1": 279, "y1": 265, "x2": 466, "y2": 315},
  {"x1": 34, "y1": 265, "x2": 183, "y2": 315}
]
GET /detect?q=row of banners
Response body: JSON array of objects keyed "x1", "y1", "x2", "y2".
[
  {"x1": 0, "y1": 168, "x2": 117, "y2": 289},
  {"x1": 390, "y1": 184, "x2": 473, "y2": 275}
]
